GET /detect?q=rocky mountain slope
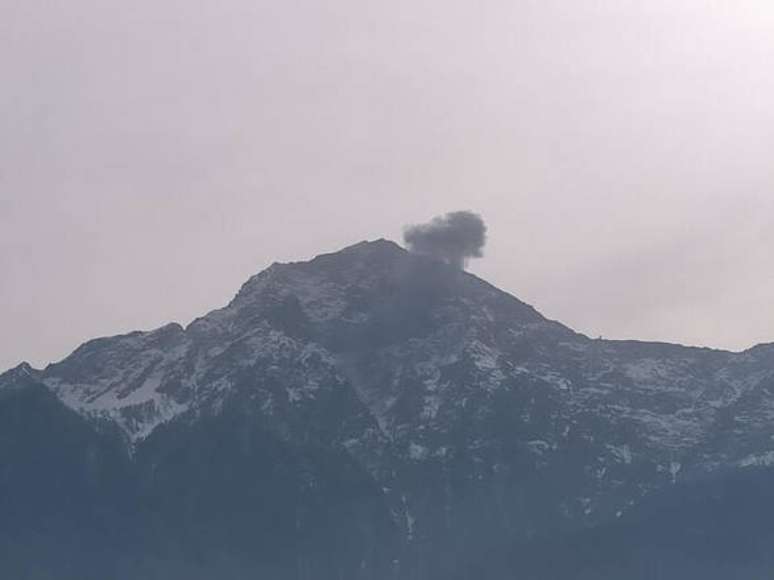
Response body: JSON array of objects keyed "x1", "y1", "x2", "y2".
[{"x1": 2, "y1": 239, "x2": 774, "y2": 579}]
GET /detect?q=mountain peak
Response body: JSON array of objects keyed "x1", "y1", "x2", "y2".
[
  {"x1": 335, "y1": 237, "x2": 406, "y2": 254},
  {"x1": 29, "y1": 236, "x2": 557, "y2": 442},
  {"x1": 0, "y1": 361, "x2": 39, "y2": 392},
  {"x1": 275, "y1": 239, "x2": 407, "y2": 269},
  {"x1": 229, "y1": 237, "x2": 546, "y2": 331}
]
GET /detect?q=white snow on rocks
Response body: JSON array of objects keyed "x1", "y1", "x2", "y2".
[{"x1": 739, "y1": 451, "x2": 774, "y2": 468}]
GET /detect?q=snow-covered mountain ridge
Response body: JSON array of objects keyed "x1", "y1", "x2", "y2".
[{"x1": 4, "y1": 239, "x2": 774, "y2": 551}]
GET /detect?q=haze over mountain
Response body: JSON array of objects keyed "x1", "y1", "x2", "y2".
[
  {"x1": 3, "y1": 239, "x2": 774, "y2": 578},
  {"x1": 5, "y1": 1, "x2": 774, "y2": 374}
]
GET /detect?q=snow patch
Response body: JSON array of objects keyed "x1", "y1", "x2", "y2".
[
  {"x1": 526, "y1": 440, "x2": 551, "y2": 455},
  {"x1": 409, "y1": 443, "x2": 429, "y2": 461},
  {"x1": 739, "y1": 451, "x2": 774, "y2": 468},
  {"x1": 669, "y1": 461, "x2": 682, "y2": 483},
  {"x1": 607, "y1": 444, "x2": 633, "y2": 465},
  {"x1": 421, "y1": 395, "x2": 441, "y2": 420}
]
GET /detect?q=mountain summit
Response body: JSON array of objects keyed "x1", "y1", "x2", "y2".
[
  {"x1": 3, "y1": 239, "x2": 774, "y2": 579},
  {"x1": 32, "y1": 239, "x2": 549, "y2": 443}
]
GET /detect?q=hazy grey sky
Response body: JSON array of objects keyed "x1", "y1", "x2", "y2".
[{"x1": 3, "y1": 0, "x2": 774, "y2": 371}]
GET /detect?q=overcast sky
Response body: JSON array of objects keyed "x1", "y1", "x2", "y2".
[{"x1": 2, "y1": 0, "x2": 774, "y2": 371}]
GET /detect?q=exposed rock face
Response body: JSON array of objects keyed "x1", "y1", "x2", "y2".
[{"x1": 2, "y1": 239, "x2": 774, "y2": 579}]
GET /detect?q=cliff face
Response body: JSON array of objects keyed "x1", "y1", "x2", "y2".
[{"x1": 3, "y1": 239, "x2": 774, "y2": 579}]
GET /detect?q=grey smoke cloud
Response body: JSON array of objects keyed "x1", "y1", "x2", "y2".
[{"x1": 403, "y1": 211, "x2": 487, "y2": 270}]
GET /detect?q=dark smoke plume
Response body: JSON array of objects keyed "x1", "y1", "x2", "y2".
[{"x1": 403, "y1": 211, "x2": 487, "y2": 269}]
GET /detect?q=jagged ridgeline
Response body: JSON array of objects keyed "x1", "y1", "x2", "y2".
[{"x1": 2, "y1": 240, "x2": 774, "y2": 579}]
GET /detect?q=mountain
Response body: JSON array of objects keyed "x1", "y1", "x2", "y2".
[{"x1": 2, "y1": 239, "x2": 774, "y2": 579}]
